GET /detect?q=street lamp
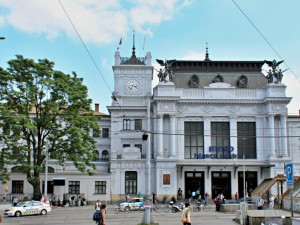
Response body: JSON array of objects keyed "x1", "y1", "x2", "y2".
[
  {"x1": 44, "y1": 141, "x2": 50, "y2": 199},
  {"x1": 141, "y1": 100, "x2": 155, "y2": 224}
]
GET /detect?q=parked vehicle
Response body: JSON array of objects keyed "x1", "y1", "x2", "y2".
[
  {"x1": 118, "y1": 198, "x2": 143, "y2": 211},
  {"x1": 4, "y1": 201, "x2": 51, "y2": 217}
]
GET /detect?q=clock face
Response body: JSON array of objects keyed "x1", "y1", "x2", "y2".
[{"x1": 126, "y1": 80, "x2": 139, "y2": 93}]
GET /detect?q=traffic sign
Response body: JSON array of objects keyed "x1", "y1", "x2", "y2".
[{"x1": 286, "y1": 164, "x2": 293, "y2": 185}]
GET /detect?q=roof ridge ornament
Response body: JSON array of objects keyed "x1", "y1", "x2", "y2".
[{"x1": 204, "y1": 43, "x2": 211, "y2": 62}]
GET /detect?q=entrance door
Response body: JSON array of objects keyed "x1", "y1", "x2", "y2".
[
  {"x1": 185, "y1": 172, "x2": 204, "y2": 199},
  {"x1": 238, "y1": 171, "x2": 257, "y2": 198},
  {"x1": 211, "y1": 172, "x2": 231, "y2": 199}
]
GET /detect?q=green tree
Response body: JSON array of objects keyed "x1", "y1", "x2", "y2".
[{"x1": 0, "y1": 55, "x2": 100, "y2": 199}]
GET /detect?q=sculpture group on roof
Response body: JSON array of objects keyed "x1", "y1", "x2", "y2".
[
  {"x1": 156, "y1": 59, "x2": 176, "y2": 82},
  {"x1": 264, "y1": 60, "x2": 287, "y2": 84}
]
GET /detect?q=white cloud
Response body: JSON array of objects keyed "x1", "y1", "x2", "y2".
[{"x1": 0, "y1": 0, "x2": 190, "y2": 44}]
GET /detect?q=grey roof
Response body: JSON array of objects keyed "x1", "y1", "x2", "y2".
[{"x1": 171, "y1": 60, "x2": 268, "y2": 89}]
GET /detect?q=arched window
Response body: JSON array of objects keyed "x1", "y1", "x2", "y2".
[
  {"x1": 93, "y1": 150, "x2": 100, "y2": 161},
  {"x1": 11, "y1": 166, "x2": 23, "y2": 173},
  {"x1": 102, "y1": 150, "x2": 109, "y2": 161}
]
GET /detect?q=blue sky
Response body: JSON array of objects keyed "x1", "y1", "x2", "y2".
[{"x1": 0, "y1": 0, "x2": 299, "y2": 115}]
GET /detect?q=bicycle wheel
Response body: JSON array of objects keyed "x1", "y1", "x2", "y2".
[
  {"x1": 155, "y1": 205, "x2": 162, "y2": 213},
  {"x1": 163, "y1": 206, "x2": 170, "y2": 213},
  {"x1": 124, "y1": 206, "x2": 130, "y2": 213},
  {"x1": 171, "y1": 207, "x2": 178, "y2": 213},
  {"x1": 203, "y1": 205, "x2": 209, "y2": 212},
  {"x1": 114, "y1": 207, "x2": 120, "y2": 214}
]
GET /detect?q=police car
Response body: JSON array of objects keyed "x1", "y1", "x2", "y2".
[
  {"x1": 119, "y1": 198, "x2": 143, "y2": 211},
  {"x1": 4, "y1": 201, "x2": 51, "y2": 217}
]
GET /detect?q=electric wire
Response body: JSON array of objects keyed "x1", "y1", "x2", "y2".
[
  {"x1": 57, "y1": 0, "x2": 128, "y2": 118},
  {"x1": 231, "y1": 0, "x2": 299, "y2": 79}
]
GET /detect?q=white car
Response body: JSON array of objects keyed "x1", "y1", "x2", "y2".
[
  {"x1": 119, "y1": 198, "x2": 143, "y2": 210},
  {"x1": 4, "y1": 201, "x2": 51, "y2": 217}
]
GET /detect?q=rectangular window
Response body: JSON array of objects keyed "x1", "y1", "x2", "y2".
[
  {"x1": 68, "y1": 181, "x2": 80, "y2": 194},
  {"x1": 123, "y1": 119, "x2": 131, "y2": 130},
  {"x1": 134, "y1": 144, "x2": 142, "y2": 152},
  {"x1": 12, "y1": 180, "x2": 23, "y2": 193},
  {"x1": 135, "y1": 119, "x2": 142, "y2": 130},
  {"x1": 237, "y1": 122, "x2": 256, "y2": 159},
  {"x1": 123, "y1": 144, "x2": 130, "y2": 148},
  {"x1": 184, "y1": 122, "x2": 204, "y2": 159},
  {"x1": 95, "y1": 181, "x2": 106, "y2": 194},
  {"x1": 211, "y1": 122, "x2": 230, "y2": 159},
  {"x1": 102, "y1": 128, "x2": 109, "y2": 138},
  {"x1": 93, "y1": 129, "x2": 100, "y2": 137},
  {"x1": 163, "y1": 174, "x2": 170, "y2": 185},
  {"x1": 125, "y1": 171, "x2": 137, "y2": 194}
]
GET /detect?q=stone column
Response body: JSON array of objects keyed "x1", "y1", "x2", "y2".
[
  {"x1": 204, "y1": 117, "x2": 211, "y2": 155},
  {"x1": 157, "y1": 115, "x2": 163, "y2": 156},
  {"x1": 280, "y1": 115, "x2": 288, "y2": 157},
  {"x1": 230, "y1": 117, "x2": 238, "y2": 157},
  {"x1": 268, "y1": 115, "x2": 276, "y2": 157},
  {"x1": 170, "y1": 115, "x2": 176, "y2": 156}
]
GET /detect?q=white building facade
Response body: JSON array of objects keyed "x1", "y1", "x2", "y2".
[{"x1": 1, "y1": 47, "x2": 300, "y2": 203}]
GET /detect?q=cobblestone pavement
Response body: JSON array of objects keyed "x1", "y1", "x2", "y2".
[{"x1": 1, "y1": 205, "x2": 238, "y2": 225}]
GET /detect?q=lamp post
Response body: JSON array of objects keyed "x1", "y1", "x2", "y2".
[
  {"x1": 141, "y1": 99, "x2": 154, "y2": 224},
  {"x1": 44, "y1": 141, "x2": 49, "y2": 199}
]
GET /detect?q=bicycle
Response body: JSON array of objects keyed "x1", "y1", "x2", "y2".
[
  {"x1": 192, "y1": 203, "x2": 209, "y2": 212},
  {"x1": 114, "y1": 205, "x2": 130, "y2": 214},
  {"x1": 151, "y1": 204, "x2": 162, "y2": 213}
]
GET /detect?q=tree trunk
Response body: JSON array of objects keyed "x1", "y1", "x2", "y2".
[{"x1": 31, "y1": 178, "x2": 42, "y2": 200}]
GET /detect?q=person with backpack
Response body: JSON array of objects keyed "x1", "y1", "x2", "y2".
[{"x1": 93, "y1": 204, "x2": 106, "y2": 225}]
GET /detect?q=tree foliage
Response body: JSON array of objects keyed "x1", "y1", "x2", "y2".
[{"x1": 0, "y1": 55, "x2": 100, "y2": 199}]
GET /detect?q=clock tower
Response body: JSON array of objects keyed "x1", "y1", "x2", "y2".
[{"x1": 108, "y1": 35, "x2": 153, "y2": 202}]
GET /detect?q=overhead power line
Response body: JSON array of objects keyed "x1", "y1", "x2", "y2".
[{"x1": 231, "y1": 0, "x2": 299, "y2": 79}]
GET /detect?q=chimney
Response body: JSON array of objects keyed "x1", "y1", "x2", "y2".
[{"x1": 95, "y1": 103, "x2": 99, "y2": 113}]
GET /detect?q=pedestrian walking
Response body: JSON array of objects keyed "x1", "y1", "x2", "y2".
[
  {"x1": 269, "y1": 194, "x2": 274, "y2": 209},
  {"x1": 235, "y1": 192, "x2": 239, "y2": 202},
  {"x1": 95, "y1": 200, "x2": 101, "y2": 211},
  {"x1": 256, "y1": 195, "x2": 264, "y2": 210},
  {"x1": 181, "y1": 203, "x2": 191, "y2": 225},
  {"x1": 12, "y1": 196, "x2": 18, "y2": 206},
  {"x1": 204, "y1": 192, "x2": 209, "y2": 204},
  {"x1": 178, "y1": 188, "x2": 183, "y2": 200}
]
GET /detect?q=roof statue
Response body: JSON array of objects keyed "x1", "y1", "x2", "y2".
[
  {"x1": 156, "y1": 59, "x2": 176, "y2": 82},
  {"x1": 264, "y1": 60, "x2": 287, "y2": 84}
]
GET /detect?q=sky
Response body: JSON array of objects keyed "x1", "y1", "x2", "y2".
[{"x1": 0, "y1": 0, "x2": 299, "y2": 115}]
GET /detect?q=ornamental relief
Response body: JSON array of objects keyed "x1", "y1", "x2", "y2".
[
  {"x1": 271, "y1": 104, "x2": 285, "y2": 112},
  {"x1": 256, "y1": 106, "x2": 264, "y2": 114},
  {"x1": 203, "y1": 106, "x2": 213, "y2": 115},
  {"x1": 229, "y1": 106, "x2": 240, "y2": 114},
  {"x1": 159, "y1": 103, "x2": 175, "y2": 111}
]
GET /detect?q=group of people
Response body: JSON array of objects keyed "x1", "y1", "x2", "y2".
[
  {"x1": 256, "y1": 194, "x2": 275, "y2": 210},
  {"x1": 214, "y1": 194, "x2": 226, "y2": 211},
  {"x1": 94, "y1": 200, "x2": 106, "y2": 225}
]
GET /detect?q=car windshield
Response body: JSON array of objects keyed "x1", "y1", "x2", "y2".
[{"x1": 16, "y1": 203, "x2": 25, "y2": 207}]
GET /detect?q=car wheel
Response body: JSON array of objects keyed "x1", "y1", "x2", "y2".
[
  {"x1": 15, "y1": 211, "x2": 22, "y2": 217},
  {"x1": 41, "y1": 209, "x2": 47, "y2": 215}
]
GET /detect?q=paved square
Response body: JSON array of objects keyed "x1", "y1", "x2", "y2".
[{"x1": 1, "y1": 205, "x2": 238, "y2": 225}]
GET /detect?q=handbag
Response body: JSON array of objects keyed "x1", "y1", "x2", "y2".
[{"x1": 181, "y1": 213, "x2": 188, "y2": 223}]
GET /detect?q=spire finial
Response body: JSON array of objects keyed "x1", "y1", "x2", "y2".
[
  {"x1": 205, "y1": 42, "x2": 210, "y2": 61},
  {"x1": 132, "y1": 30, "x2": 136, "y2": 56}
]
